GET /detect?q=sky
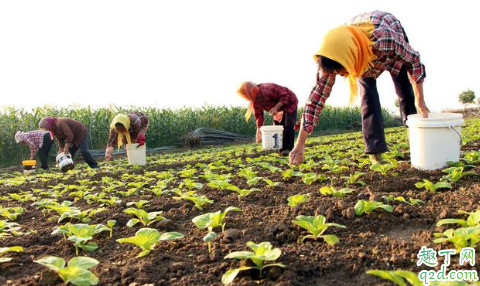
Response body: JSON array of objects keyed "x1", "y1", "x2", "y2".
[{"x1": 1, "y1": 0, "x2": 478, "y2": 113}]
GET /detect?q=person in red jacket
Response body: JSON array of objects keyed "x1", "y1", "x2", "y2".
[
  {"x1": 237, "y1": 81, "x2": 298, "y2": 156},
  {"x1": 39, "y1": 117, "x2": 99, "y2": 168},
  {"x1": 104, "y1": 112, "x2": 149, "y2": 161}
]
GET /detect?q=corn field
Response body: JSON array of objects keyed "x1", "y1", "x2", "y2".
[{"x1": 0, "y1": 105, "x2": 399, "y2": 167}]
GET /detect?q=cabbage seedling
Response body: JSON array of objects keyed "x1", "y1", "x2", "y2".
[
  {"x1": 222, "y1": 241, "x2": 286, "y2": 285},
  {"x1": 52, "y1": 223, "x2": 109, "y2": 255},
  {"x1": 0, "y1": 246, "x2": 23, "y2": 263},
  {"x1": 441, "y1": 167, "x2": 477, "y2": 183},
  {"x1": 263, "y1": 178, "x2": 281, "y2": 187},
  {"x1": 116, "y1": 227, "x2": 184, "y2": 258},
  {"x1": 192, "y1": 206, "x2": 241, "y2": 252},
  {"x1": 292, "y1": 215, "x2": 345, "y2": 244},
  {"x1": 35, "y1": 256, "x2": 100, "y2": 286},
  {"x1": 126, "y1": 200, "x2": 150, "y2": 209},
  {"x1": 341, "y1": 171, "x2": 366, "y2": 186},
  {"x1": 301, "y1": 173, "x2": 329, "y2": 185},
  {"x1": 107, "y1": 220, "x2": 116, "y2": 238},
  {"x1": 433, "y1": 226, "x2": 480, "y2": 251},
  {"x1": 0, "y1": 207, "x2": 24, "y2": 221},
  {"x1": 123, "y1": 207, "x2": 165, "y2": 227},
  {"x1": 436, "y1": 210, "x2": 480, "y2": 228},
  {"x1": 172, "y1": 189, "x2": 213, "y2": 210},
  {"x1": 354, "y1": 200, "x2": 393, "y2": 216},
  {"x1": 319, "y1": 186, "x2": 354, "y2": 198},
  {"x1": 0, "y1": 220, "x2": 22, "y2": 237},
  {"x1": 415, "y1": 179, "x2": 452, "y2": 192},
  {"x1": 287, "y1": 194, "x2": 310, "y2": 207}
]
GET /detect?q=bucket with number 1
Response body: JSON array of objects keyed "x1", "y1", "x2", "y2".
[{"x1": 260, "y1": 125, "x2": 283, "y2": 150}]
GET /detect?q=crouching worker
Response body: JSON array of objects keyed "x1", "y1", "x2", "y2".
[
  {"x1": 15, "y1": 130, "x2": 55, "y2": 170},
  {"x1": 237, "y1": 81, "x2": 298, "y2": 156},
  {"x1": 39, "y1": 117, "x2": 99, "y2": 169},
  {"x1": 104, "y1": 112, "x2": 149, "y2": 161}
]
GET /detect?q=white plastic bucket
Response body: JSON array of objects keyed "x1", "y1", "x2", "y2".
[
  {"x1": 260, "y1": 125, "x2": 283, "y2": 150},
  {"x1": 406, "y1": 113, "x2": 464, "y2": 170},
  {"x1": 126, "y1": 143, "x2": 147, "y2": 166},
  {"x1": 56, "y1": 153, "x2": 75, "y2": 172}
]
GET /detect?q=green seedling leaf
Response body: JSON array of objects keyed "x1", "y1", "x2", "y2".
[
  {"x1": 287, "y1": 194, "x2": 310, "y2": 207},
  {"x1": 35, "y1": 256, "x2": 100, "y2": 286},
  {"x1": 319, "y1": 186, "x2": 354, "y2": 198},
  {"x1": 292, "y1": 215, "x2": 345, "y2": 244},
  {"x1": 117, "y1": 228, "x2": 183, "y2": 258},
  {"x1": 0, "y1": 246, "x2": 23, "y2": 263},
  {"x1": 354, "y1": 200, "x2": 393, "y2": 216}
]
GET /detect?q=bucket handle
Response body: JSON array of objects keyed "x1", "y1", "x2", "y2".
[{"x1": 449, "y1": 126, "x2": 462, "y2": 144}]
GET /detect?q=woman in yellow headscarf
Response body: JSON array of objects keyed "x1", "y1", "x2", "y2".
[
  {"x1": 290, "y1": 11, "x2": 430, "y2": 166},
  {"x1": 104, "y1": 112, "x2": 150, "y2": 161}
]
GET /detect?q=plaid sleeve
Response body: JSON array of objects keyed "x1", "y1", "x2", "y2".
[
  {"x1": 376, "y1": 28, "x2": 425, "y2": 83},
  {"x1": 22, "y1": 134, "x2": 39, "y2": 158},
  {"x1": 254, "y1": 103, "x2": 264, "y2": 129},
  {"x1": 137, "y1": 116, "x2": 149, "y2": 136},
  {"x1": 302, "y1": 70, "x2": 336, "y2": 133}
]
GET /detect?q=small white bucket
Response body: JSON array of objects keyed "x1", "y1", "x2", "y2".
[
  {"x1": 126, "y1": 143, "x2": 147, "y2": 166},
  {"x1": 260, "y1": 125, "x2": 283, "y2": 150},
  {"x1": 406, "y1": 113, "x2": 464, "y2": 170}
]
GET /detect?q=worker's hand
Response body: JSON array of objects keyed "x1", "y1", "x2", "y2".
[
  {"x1": 269, "y1": 106, "x2": 279, "y2": 117},
  {"x1": 289, "y1": 145, "x2": 305, "y2": 166},
  {"x1": 415, "y1": 100, "x2": 430, "y2": 118},
  {"x1": 137, "y1": 134, "x2": 146, "y2": 146},
  {"x1": 256, "y1": 129, "x2": 262, "y2": 143},
  {"x1": 63, "y1": 148, "x2": 69, "y2": 155},
  {"x1": 105, "y1": 153, "x2": 112, "y2": 161}
]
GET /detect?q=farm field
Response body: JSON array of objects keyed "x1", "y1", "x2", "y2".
[{"x1": 1, "y1": 119, "x2": 480, "y2": 286}]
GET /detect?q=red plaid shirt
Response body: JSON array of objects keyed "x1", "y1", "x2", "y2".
[
  {"x1": 107, "y1": 112, "x2": 149, "y2": 148},
  {"x1": 302, "y1": 11, "x2": 426, "y2": 133},
  {"x1": 18, "y1": 130, "x2": 49, "y2": 158},
  {"x1": 253, "y1": 83, "x2": 298, "y2": 128}
]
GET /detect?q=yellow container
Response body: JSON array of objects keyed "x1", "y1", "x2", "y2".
[{"x1": 22, "y1": 160, "x2": 37, "y2": 166}]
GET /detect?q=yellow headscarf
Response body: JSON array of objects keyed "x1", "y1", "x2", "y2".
[
  {"x1": 314, "y1": 22, "x2": 376, "y2": 103},
  {"x1": 237, "y1": 81, "x2": 259, "y2": 121},
  {"x1": 110, "y1": 114, "x2": 132, "y2": 150}
]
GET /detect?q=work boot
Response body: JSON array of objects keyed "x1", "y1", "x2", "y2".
[{"x1": 369, "y1": 153, "x2": 387, "y2": 165}]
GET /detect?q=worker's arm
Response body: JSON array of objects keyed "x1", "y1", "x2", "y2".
[{"x1": 412, "y1": 82, "x2": 429, "y2": 117}]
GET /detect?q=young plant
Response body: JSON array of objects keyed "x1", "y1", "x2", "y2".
[
  {"x1": 172, "y1": 189, "x2": 214, "y2": 210},
  {"x1": 354, "y1": 200, "x2": 393, "y2": 216},
  {"x1": 370, "y1": 163, "x2": 398, "y2": 176},
  {"x1": 287, "y1": 194, "x2": 310, "y2": 207},
  {"x1": 0, "y1": 246, "x2": 23, "y2": 263},
  {"x1": 123, "y1": 207, "x2": 165, "y2": 227},
  {"x1": 263, "y1": 178, "x2": 281, "y2": 188},
  {"x1": 192, "y1": 206, "x2": 241, "y2": 252},
  {"x1": 0, "y1": 220, "x2": 22, "y2": 237},
  {"x1": 222, "y1": 241, "x2": 286, "y2": 285},
  {"x1": 341, "y1": 171, "x2": 366, "y2": 186},
  {"x1": 107, "y1": 220, "x2": 116, "y2": 238},
  {"x1": 116, "y1": 227, "x2": 184, "y2": 258},
  {"x1": 229, "y1": 188, "x2": 261, "y2": 200},
  {"x1": 436, "y1": 210, "x2": 480, "y2": 228},
  {"x1": 319, "y1": 186, "x2": 354, "y2": 198},
  {"x1": 415, "y1": 179, "x2": 452, "y2": 192},
  {"x1": 180, "y1": 178, "x2": 204, "y2": 190},
  {"x1": 52, "y1": 223, "x2": 109, "y2": 255},
  {"x1": 0, "y1": 207, "x2": 24, "y2": 221},
  {"x1": 301, "y1": 173, "x2": 329, "y2": 185},
  {"x1": 367, "y1": 270, "x2": 422, "y2": 286},
  {"x1": 126, "y1": 200, "x2": 150, "y2": 209},
  {"x1": 35, "y1": 256, "x2": 100, "y2": 286},
  {"x1": 292, "y1": 215, "x2": 345, "y2": 244},
  {"x1": 282, "y1": 169, "x2": 304, "y2": 180},
  {"x1": 441, "y1": 167, "x2": 477, "y2": 183},
  {"x1": 382, "y1": 195, "x2": 424, "y2": 206},
  {"x1": 433, "y1": 226, "x2": 480, "y2": 251}
]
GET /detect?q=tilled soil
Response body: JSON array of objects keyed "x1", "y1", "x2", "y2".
[{"x1": 1, "y1": 143, "x2": 480, "y2": 286}]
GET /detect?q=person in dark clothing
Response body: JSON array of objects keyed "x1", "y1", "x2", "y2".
[{"x1": 39, "y1": 117, "x2": 98, "y2": 169}]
